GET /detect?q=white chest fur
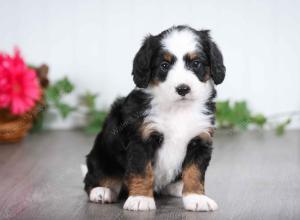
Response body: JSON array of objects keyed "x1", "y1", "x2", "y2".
[{"x1": 144, "y1": 100, "x2": 212, "y2": 191}]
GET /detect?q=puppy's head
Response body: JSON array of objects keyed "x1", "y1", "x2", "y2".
[{"x1": 132, "y1": 26, "x2": 225, "y2": 102}]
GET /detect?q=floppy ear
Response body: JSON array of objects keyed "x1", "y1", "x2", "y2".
[
  {"x1": 132, "y1": 35, "x2": 157, "y2": 88},
  {"x1": 198, "y1": 30, "x2": 226, "y2": 85}
]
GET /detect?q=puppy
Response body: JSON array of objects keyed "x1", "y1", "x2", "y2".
[{"x1": 83, "y1": 25, "x2": 225, "y2": 211}]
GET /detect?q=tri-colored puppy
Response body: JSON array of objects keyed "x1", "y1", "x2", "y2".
[{"x1": 83, "y1": 25, "x2": 225, "y2": 211}]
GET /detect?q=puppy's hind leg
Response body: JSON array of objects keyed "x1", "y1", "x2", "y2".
[
  {"x1": 85, "y1": 174, "x2": 122, "y2": 204},
  {"x1": 84, "y1": 160, "x2": 123, "y2": 204}
]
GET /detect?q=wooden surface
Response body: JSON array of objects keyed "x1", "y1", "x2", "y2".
[{"x1": 0, "y1": 130, "x2": 299, "y2": 220}]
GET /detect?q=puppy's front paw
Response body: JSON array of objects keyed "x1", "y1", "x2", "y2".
[
  {"x1": 123, "y1": 196, "x2": 156, "y2": 211},
  {"x1": 183, "y1": 194, "x2": 218, "y2": 211},
  {"x1": 89, "y1": 187, "x2": 117, "y2": 203}
]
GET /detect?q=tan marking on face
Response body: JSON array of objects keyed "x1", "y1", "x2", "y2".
[
  {"x1": 202, "y1": 66, "x2": 211, "y2": 82},
  {"x1": 182, "y1": 164, "x2": 204, "y2": 195},
  {"x1": 187, "y1": 52, "x2": 199, "y2": 60},
  {"x1": 203, "y1": 74, "x2": 210, "y2": 82},
  {"x1": 149, "y1": 79, "x2": 160, "y2": 87},
  {"x1": 127, "y1": 162, "x2": 154, "y2": 197},
  {"x1": 163, "y1": 52, "x2": 173, "y2": 62}
]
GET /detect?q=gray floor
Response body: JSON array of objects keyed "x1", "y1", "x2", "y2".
[{"x1": 0, "y1": 130, "x2": 299, "y2": 220}]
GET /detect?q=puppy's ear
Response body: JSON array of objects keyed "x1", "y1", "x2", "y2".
[
  {"x1": 132, "y1": 35, "x2": 157, "y2": 88},
  {"x1": 198, "y1": 30, "x2": 226, "y2": 85}
]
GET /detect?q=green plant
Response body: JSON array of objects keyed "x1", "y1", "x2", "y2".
[
  {"x1": 216, "y1": 100, "x2": 291, "y2": 135},
  {"x1": 79, "y1": 91, "x2": 107, "y2": 134},
  {"x1": 45, "y1": 77, "x2": 76, "y2": 118},
  {"x1": 32, "y1": 77, "x2": 108, "y2": 134},
  {"x1": 275, "y1": 118, "x2": 291, "y2": 136},
  {"x1": 32, "y1": 77, "x2": 76, "y2": 132}
]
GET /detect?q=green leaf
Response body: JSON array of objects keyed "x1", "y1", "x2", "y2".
[
  {"x1": 56, "y1": 77, "x2": 74, "y2": 94},
  {"x1": 275, "y1": 118, "x2": 291, "y2": 136},
  {"x1": 251, "y1": 114, "x2": 267, "y2": 127},
  {"x1": 84, "y1": 110, "x2": 107, "y2": 134},
  {"x1": 216, "y1": 100, "x2": 232, "y2": 128},
  {"x1": 79, "y1": 91, "x2": 98, "y2": 110},
  {"x1": 44, "y1": 76, "x2": 76, "y2": 120},
  {"x1": 84, "y1": 123, "x2": 102, "y2": 134},
  {"x1": 55, "y1": 103, "x2": 76, "y2": 118},
  {"x1": 231, "y1": 101, "x2": 251, "y2": 130},
  {"x1": 45, "y1": 86, "x2": 60, "y2": 102},
  {"x1": 31, "y1": 109, "x2": 46, "y2": 132}
]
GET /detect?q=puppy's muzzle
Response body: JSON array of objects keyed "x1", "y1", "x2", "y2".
[{"x1": 176, "y1": 84, "x2": 191, "y2": 96}]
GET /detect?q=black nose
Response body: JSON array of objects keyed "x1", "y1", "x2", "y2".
[{"x1": 176, "y1": 84, "x2": 191, "y2": 96}]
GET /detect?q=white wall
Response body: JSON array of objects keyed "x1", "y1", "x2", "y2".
[{"x1": 1, "y1": 0, "x2": 300, "y2": 128}]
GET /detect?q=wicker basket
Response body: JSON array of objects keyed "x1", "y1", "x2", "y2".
[{"x1": 0, "y1": 65, "x2": 49, "y2": 143}]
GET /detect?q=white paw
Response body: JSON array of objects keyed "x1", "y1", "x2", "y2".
[
  {"x1": 89, "y1": 187, "x2": 117, "y2": 203},
  {"x1": 183, "y1": 194, "x2": 218, "y2": 211},
  {"x1": 123, "y1": 196, "x2": 156, "y2": 211}
]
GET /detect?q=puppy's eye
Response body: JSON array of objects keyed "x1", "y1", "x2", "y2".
[
  {"x1": 160, "y1": 62, "x2": 170, "y2": 72},
  {"x1": 192, "y1": 60, "x2": 201, "y2": 69}
]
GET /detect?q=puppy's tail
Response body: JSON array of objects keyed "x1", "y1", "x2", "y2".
[{"x1": 80, "y1": 164, "x2": 88, "y2": 178}]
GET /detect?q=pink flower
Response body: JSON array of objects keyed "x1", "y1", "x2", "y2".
[{"x1": 0, "y1": 49, "x2": 41, "y2": 115}]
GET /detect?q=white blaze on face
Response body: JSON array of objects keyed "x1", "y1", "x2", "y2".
[
  {"x1": 148, "y1": 28, "x2": 213, "y2": 105},
  {"x1": 162, "y1": 28, "x2": 200, "y2": 57}
]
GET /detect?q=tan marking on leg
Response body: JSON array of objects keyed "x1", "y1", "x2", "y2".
[
  {"x1": 203, "y1": 73, "x2": 211, "y2": 82},
  {"x1": 182, "y1": 164, "x2": 204, "y2": 196},
  {"x1": 127, "y1": 162, "x2": 154, "y2": 197},
  {"x1": 86, "y1": 176, "x2": 122, "y2": 196},
  {"x1": 99, "y1": 176, "x2": 122, "y2": 193}
]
